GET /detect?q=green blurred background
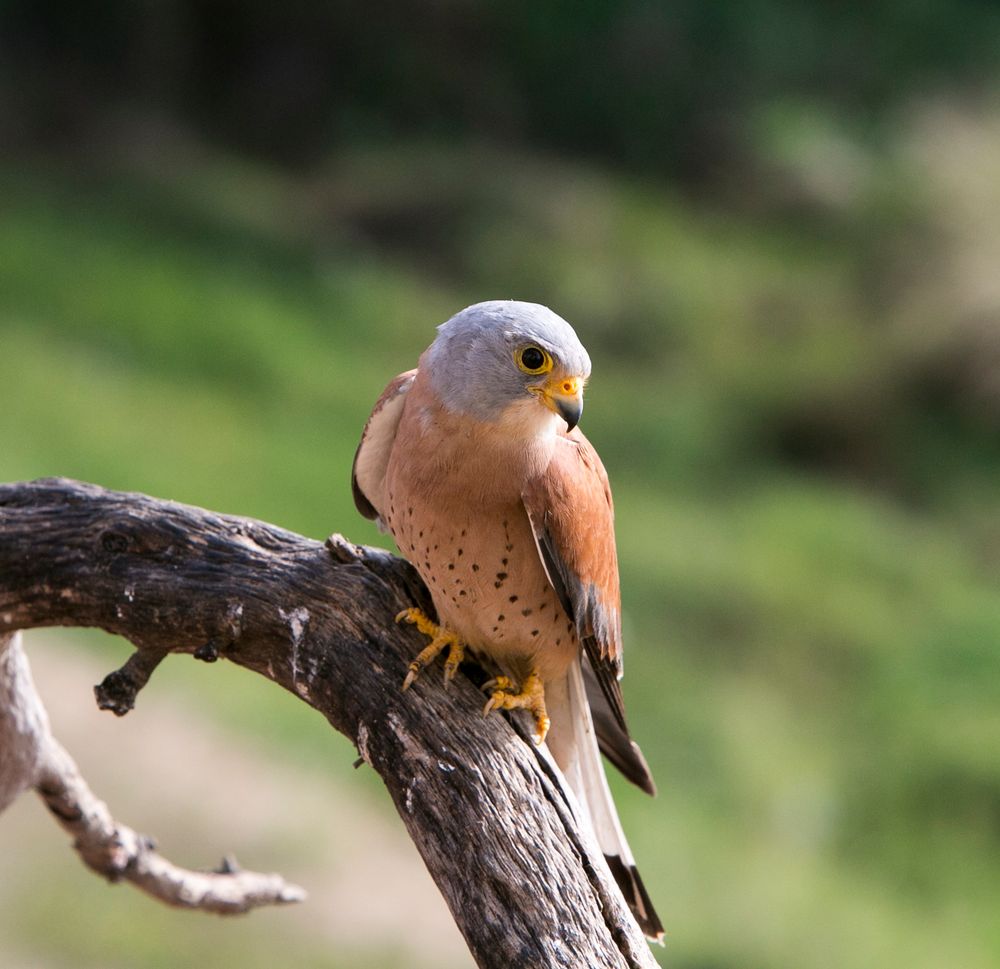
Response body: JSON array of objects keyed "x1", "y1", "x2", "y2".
[{"x1": 2, "y1": 3, "x2": 1000, "y2": 967}]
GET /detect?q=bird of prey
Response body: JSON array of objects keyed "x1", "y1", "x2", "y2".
[{"x1": 352, "y1": 300, "x2": 663, "y2": 940}]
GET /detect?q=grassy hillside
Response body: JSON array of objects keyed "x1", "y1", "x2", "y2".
[{"x1": 2, "y1": 128, "x2": 999, "y2": 968}]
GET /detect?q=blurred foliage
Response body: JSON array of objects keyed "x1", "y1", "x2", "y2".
[
  {"x1": 2, "y1": 3, "x2": 1000, "y2": 967},
  {"x1": 3, "y1": 0, "x2": 1000, "y2": 177}
]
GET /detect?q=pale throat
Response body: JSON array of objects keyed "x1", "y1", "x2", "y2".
[{"x1": 498, "y1": 396, "x2": 564, "y2": 442}]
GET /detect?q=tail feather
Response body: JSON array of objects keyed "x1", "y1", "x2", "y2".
[
  {"x1": 545, "y1": 661, "x2": 664, "y2": 941},
  {"x1": 603, "y1": 854, "x2": 664, "y2": 942}
]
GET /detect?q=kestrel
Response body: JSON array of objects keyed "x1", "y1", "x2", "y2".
[{"x1": 352, "y1": 300, "x2": 663, "y2": 940}]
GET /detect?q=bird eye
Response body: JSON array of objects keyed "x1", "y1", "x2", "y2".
[{"x1": 516, "y1": 345, "x2": 552, "y2": 375}]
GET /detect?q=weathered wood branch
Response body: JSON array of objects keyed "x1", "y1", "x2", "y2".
[
  {"x1": 0, "y1": 630, "x2": 306, "y2": 912},
  {"x1": 0, "y1": 478, "x2": 657, "y2": 969}
]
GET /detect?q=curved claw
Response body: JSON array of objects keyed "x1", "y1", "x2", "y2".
[
  {"x1": 482, "y1": 692, "x2": 506, "y2": 716},
  {"x1": 480, "y1": 675, "x2": 516, "y2": 695},
  {"x1": 402, "y1": 663, "x2": 422, "y2": 692}
]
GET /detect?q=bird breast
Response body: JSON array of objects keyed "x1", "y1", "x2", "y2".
[{"x1": 383, "y1": 387, "x2": 577, "y2": 682}]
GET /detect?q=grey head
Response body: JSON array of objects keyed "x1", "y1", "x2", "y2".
[{"x1": 424, "y1": 300, "x2": 592, "y2": 430}]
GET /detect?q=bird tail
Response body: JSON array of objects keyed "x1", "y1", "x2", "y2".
[{"x1": 545, "y1": 660, "x2": 664, "y2": 941}]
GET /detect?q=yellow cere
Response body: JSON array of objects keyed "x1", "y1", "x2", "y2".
[{"x1": 554, "y1": 375, "x2": 582, "y2": 397}]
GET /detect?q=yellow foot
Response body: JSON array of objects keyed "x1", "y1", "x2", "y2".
[
  {"x1": 395, "y1": 608, "x2": 466, "y2": 690},
  {"x1": 482, "y1": 671, "x2": 550, "y2": 745}
]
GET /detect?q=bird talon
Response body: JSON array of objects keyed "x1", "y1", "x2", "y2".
[
  {"x1": 396, "y1": 607, "x2": 465, "y2": 690},
  {"x1": 396, "y1": 607, "x2": 440, "y2": 638},
  {"x1": 480, "y1": 671, "x2": 550, "y2": 743}
]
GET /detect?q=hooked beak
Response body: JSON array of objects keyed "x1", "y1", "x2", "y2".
[{"x1": 533, "y1": 374, "x2": 584, "y2": 432}]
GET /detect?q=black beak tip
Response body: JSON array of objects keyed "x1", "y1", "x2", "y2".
[{"x1": 556, "y1": 398, "x2": 583, "y2": 433}]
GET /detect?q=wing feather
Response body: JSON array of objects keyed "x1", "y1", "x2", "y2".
[
  {"x1": 583, "y1": 657, "x2": 656, "y2": 795},
  {"x1": 522, "y1": 429, "x2": 628, "y2": 733},
  {"x1": 351, "y1": 370, "x2": 416, "y2": 525}
]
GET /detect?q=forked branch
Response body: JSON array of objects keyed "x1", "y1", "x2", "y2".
[{"x1": 0, "y1": 478, "x2": 656, "y2": 969}]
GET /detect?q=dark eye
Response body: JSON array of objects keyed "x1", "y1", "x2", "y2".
[
  {"x1": 522, "y1": 347, "x2": 545, "y2": 370},
  {"x1": 516, "y1": 345, "x2": 552, "y2": 374}
]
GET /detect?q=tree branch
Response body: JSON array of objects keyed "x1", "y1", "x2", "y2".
[
  {"x1": 0, "y1": 477, "x2": 657, "y2": 969},
  {"x1": 0, "y1": 630, "x2": 306, "y2": 912}
]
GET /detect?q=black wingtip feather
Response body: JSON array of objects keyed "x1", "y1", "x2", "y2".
[
  {"x1": 584, "y1": 658, "x2": 657, "y2": 795},
  {"x1": 604, "y1": 853, "x2": 665, "y2": 942},
  {"x1": 581, "y1": 631, "x2": 629, "y2": 735},
  {"x1": 534, "y1": 520, "x2": 630, "y2": 738}
]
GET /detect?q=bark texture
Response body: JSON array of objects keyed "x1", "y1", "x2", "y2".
[{"x1": 0, "y1": 478, "x2": 657, "y2": 969}]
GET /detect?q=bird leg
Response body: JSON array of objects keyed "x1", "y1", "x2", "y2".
[
  {"x1": 395, "y1": 608, "x2": 466, "y2": 690},
  {"x1": 482, "y1": 671, "x2": 550, "y2": 745}
]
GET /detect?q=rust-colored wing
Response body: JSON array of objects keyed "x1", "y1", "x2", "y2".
[
  {"x1": 351, "y1": 370, "x2": 416, "y2": 525},
  {"x1": 522, "y1": 429, "x2": 627, "y2": 729},
  {"x1": 522, "y1": 430, "x2": 655, "y2": 794}
]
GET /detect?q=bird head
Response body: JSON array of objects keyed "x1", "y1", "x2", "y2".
[{"x1": 424, "y1": 301, "x2": 591, "y2": 433}]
